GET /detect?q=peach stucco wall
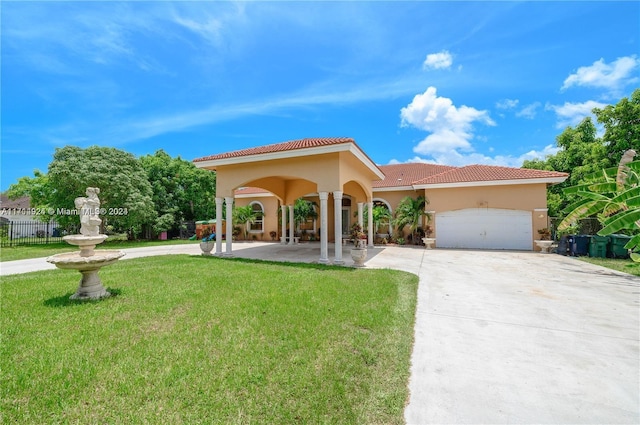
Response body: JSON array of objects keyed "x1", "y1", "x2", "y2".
[
  {"x1": 371, "y1": 184, "x2": 549, "y2": 248},
  {"x1": 423, "y1": 183, "x2": 549, "y2": 248},
  {"x1": 213, "y1": 152, "x2": 380, "y2": 204},
  {"x1": 235, "y1": 181, "x2": 550, "y2": 248}
]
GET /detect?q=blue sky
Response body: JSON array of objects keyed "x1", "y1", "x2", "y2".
[{"x1": 2, "y1": 1, "x2": 639, "y2": 192}]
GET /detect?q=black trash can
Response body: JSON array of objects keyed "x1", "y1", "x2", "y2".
[
  {"x1": 570, "y1": 235, "x2": 591, "y2": 256},
  {"x1": 557, "y1": 236, "x2": 570, "y2": 256}
]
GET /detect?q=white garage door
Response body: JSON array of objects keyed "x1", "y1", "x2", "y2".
[{"x1": 436, "y1": 208, "x2": 532, "y2": 250}]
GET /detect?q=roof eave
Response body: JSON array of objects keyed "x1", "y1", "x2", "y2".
[
  {"x1": 412, "y1": 176, "x2": 568, "y2": 190},
  {"x1": 373, "y1": 185, "x2": 417, "y2": 192},
  {"x1": 195, "y1": 142, "x2": 385, "y2": 180}
]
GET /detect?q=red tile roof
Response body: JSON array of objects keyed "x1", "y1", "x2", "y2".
[
  {"x1": 374, "y1": 163, "x2": 456, "y2": 188},
  {"x1": 194, "y1": 137, "x2": 356, "y2": 162},
  {"x1": 235, "y1": 187, "x2": 271, "y2": 195},
  {"x1": 194, "y1": 137, "x2": 568, "y2": 189},
  {"x1": 412, "y1": 164, "x2": 568, "y2": 185}
]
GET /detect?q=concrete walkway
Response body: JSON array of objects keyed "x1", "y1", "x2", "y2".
[{"x1": 1, "y1": 242, "x2": 639, "y2": 423}]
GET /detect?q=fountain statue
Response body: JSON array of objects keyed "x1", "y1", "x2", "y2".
[{"x1": 47, "y1": 187, "x2": 125, "y2": 300}]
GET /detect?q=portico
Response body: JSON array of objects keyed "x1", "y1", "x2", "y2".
[{"x1": 194, "y1": 138, "x2": 384, "y2": 264}]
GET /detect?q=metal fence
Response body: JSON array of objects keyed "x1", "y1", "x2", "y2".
[{"x1": 0, "y1": 220, "x2": 79, "y2": 247}]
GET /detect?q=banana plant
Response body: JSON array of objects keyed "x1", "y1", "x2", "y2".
[{"x1": 558, "y1": 149, "x2": 640, "y2": 262}]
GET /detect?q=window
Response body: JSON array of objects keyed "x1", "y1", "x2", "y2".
[{"x1": 249, "y1": 202, "x2": 264, "y2": 232}]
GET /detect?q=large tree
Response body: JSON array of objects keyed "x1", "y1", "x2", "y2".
[
  {"x1": 139, "y1": 150, "x2": 216, "y2": 233},
  {"x1": 593, "y1": 88, "x2": 640, "y2": 166},
  {"x1": 523, "y1": 117, "x2": 606, "y2": 217},
  {"x1": 523, "y1": 90, "x2": 640, "y2": 218},
  {"x1": 42, "y1": 146, "x2": 156, "y2": 233},
  {"x1": 6, "y1": 170, "x2": 52, "y2": 218}
]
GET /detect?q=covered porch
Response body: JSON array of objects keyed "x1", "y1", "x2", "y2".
[{"x1": 194, "y1": 138, "x2": 385, "y2": 265}]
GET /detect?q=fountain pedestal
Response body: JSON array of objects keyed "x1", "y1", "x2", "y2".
[
  {"x1": 46, "y1": 187, "x2": 124, "y2": 300},
  {"x1": 47, "y1": 250, "x2": 125, "y2": 300}
]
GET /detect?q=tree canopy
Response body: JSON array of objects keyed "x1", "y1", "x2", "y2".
[
  {"x1": 523, "y1": 89, "x2": 640, "y2": 218},
  {"x1": 45, "y1": 146, "x2": 156, "y2": 232},
  {"x1": 7, "y1": 146, "x2": 217, "y2": 237},
  {"x1": 139, "y1": 150, "x2": 216, "y2": 232}
]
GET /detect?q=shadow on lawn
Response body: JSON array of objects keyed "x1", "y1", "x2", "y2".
[
  {"x1": 190, "y1": 254, "x2": 358, "y2": 271},
  {"x1": 43, "y1": 288, "x2": 122, "y2": 307}
]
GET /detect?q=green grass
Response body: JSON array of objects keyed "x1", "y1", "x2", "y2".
[
  {"x1": 0, "y1": 239, "x2": 198, "y2": 262},
  {"x1": 1, "y1": 255, "x2": 418, "y2": 424},
  {"x1": 579, "y1": 256, "x2": 640, "y2": 276}
]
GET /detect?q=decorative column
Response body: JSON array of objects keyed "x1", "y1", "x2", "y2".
[
  {"x1": 215, "y1": 197, "x2": 224, "y2": 255},
  {"x1": 288, "y1": 205, "x2": 295, "y2": 245},
  {"x1": 281, "y1": 204, "x2": 287, "y2": 244},
  {"x1": 357, "y1": 202, "x2": 364, "y2": 228},
  {"x1": 368, "y1": 201, "x2": 374, "y2": 248},
  {"x1": 318, "y1": 192, "x2": 329, "y2": 264},
  {"x1": 333, "y1": 191, "x2": 344, "y2": 265},
  {"x1": 224, "y1": 196, "x2": 234, "y2": 257}
]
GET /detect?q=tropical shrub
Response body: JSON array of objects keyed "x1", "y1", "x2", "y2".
[{"x1": 558, "y1": 149, "x2": 640, "y2": 261}]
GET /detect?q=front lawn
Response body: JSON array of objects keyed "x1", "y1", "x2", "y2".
[
  {"x1": 579, "y1": 256, "x2": 640, "y2": 277},
  {"x1": 0, "y1": 239, "x2": 199, "y2": 262},
  {"x1": 1, "y1": 255, "x2": 418, "y2": 424}
]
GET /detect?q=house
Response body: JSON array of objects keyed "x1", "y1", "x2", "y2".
[
  {"x1": 194, "y1": 137, "x2": 568, "y2": 263},
  {"x1": 0, "y1": 194, "x2": 55, "y2": 240}
]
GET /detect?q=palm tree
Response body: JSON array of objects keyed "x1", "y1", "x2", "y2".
[
  {"x1": 394, "y1": 195, "x2": 430, "y2": 244},
  {"x1": 362, "y1": 204, "x2": 392, "y2": 236},
  {"x1": 559, "y1": 149, "x2": 640, "y2": 261},
  {"x1": 233, "y1": 205, "x2": 262, "y2": 240},
  {"x1": 293, "y1": 199, "x2": 318, "y2": 233}
]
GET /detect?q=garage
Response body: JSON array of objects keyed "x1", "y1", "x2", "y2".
[{"x1": 436, "y1": 208, "x2": 532, "y2": 250}]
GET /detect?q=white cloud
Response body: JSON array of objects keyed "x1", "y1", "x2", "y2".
[
  {"x1": 388, "y1": 144, "x2": 559, "y2": 168},
  {"x1": 546, "y1": 100, "x2": 606, "y2": 128},
  {"x1": 518, "y1": 144, "x2": 560, "y2": 162},
  {"x1": 562, "y1": 55, "x2": 639, "y2": 91},
  {"x1": 515, "y1": 102, "x2": 541, "y2": 119},
  {"x1": 423, "y1": 50, "x2": 453, "y2": 70},
  {"x1": 496, "y1": 99, "x2": 519, "y2": 109},
  {"x1": 400, "y1": 86, "x2": 495, "y2": 157}
]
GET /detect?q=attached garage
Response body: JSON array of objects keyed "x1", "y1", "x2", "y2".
[{"x1": 436, "y1": 208, "x2": 532, "y2": 250}]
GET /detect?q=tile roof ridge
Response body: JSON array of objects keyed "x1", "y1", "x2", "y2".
[{"x1": 194, "y1": 136, "x2": 355, "y2": 162}]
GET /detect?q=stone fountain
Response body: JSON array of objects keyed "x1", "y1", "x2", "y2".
[{"x1": 47, "y1": 187, "x2": 125, "y2": 300}]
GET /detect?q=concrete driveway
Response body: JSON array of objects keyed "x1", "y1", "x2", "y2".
[
  {"x1": 2, "y1": 243, "x2": 639, "y2": 423},
  {"x1": 399, "y1": 249, "x2": 639, "y2": 424}
]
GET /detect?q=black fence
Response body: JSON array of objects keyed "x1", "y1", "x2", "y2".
[
  {"x1": 549, "y1": 217, "x2": 602, "y2": 240},
  {"x1": 0, "y1": 220, "x2": 79, "y2": 247}
]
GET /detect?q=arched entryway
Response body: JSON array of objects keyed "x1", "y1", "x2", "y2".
[{"x1": 194, "y1": 138, "x2": 384, "y2": 264}]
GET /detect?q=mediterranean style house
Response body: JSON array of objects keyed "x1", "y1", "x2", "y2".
[{"x1": 193, "y1": 137, "x2": 568, "y2": 264}]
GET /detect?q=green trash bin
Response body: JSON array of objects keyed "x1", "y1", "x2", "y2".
[
  {"x1": 608, "y1": 234, "x2": 631, "y2": 258},
  {"x1": 589, "y1": 235, "x2": 609, "y2": 258}
]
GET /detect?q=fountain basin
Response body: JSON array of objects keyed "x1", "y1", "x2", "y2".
[
  {"x1": 63, "y1": 234, "x2": 108, "y2": 257},
  {"x1": 47, "y1": 250, "x2": 125, "y2": 300},
  {"x1": 47, "y1": 250, "x2": 125, "y2": 269}
]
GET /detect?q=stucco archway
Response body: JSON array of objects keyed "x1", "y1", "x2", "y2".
[{"x1": 194, "y1": 138, "x2": 384, "y2": 264}]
